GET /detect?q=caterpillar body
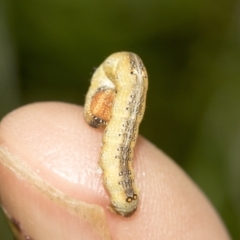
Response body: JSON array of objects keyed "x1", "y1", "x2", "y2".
[{"x1": 84, "y1": 52, "x2": 148, "y2": 216}]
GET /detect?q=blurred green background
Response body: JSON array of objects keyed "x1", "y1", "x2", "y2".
[{"x1": 0, "y1": 0, "x2": 239, "y2": 239}]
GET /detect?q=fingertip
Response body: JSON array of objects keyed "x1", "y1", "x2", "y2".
[{"x1": 0, "y1": 102, "x2": 230, "y2": 240}]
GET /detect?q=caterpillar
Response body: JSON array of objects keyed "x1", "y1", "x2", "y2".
[{"x1": 84, "y1": 52, "x2": 148, "y2": 216}]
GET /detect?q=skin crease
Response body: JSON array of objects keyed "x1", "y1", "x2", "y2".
[{"x1": 0, "y1": 102, "x2": 230, "y2": 240}]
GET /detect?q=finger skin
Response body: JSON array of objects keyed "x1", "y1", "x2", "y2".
[{"x1": 0, "y1": 102, "x2": 230, "y2": 240}]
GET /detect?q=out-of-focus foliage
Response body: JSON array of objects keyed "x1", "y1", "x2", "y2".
[
  {"x1": 0, "y1": 0, "x2": 239, "y2": 238},
  {"x1": 0, "y1": 208, "x2": 12, "y2": 240},
  {"x1": 0, "y1": 1, "x2": 20, "y2": 118}
]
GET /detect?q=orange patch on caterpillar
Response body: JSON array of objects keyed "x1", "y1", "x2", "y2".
[{"x1": 90, "y1": 89, "x2": 115, "y2": 124}]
